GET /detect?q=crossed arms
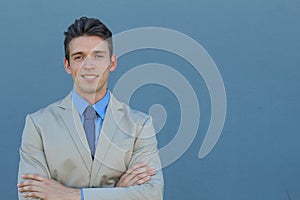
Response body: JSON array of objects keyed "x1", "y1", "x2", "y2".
[
  {"x1": 18, "y1": 162, "x2": 156, "y2": 199},
  {"x1": 17, "y1": 113, "x2": 164, "y2": 200}
]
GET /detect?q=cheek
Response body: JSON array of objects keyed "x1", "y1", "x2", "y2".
[
  {"x1": 70, "y1": 69, "x2": 80, "y2": 81},
  {"x1": 70, "y1": 66, "x2": 81, "y2": 75},
  {"x1": 100, "y1": 71, "x2": 109, "y2": 80}
]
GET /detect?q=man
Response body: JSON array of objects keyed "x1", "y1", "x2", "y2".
[{"x1": 17, "y1": 17, "x2": 164, "y2": 200}]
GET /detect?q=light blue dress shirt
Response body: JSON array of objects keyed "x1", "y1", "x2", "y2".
[
  {"x1": 71, "y1": 88, "x2": 110, "y2": 147},
  {"x1": 71, "y1": 89, "x2": 110, "y2": 200}
]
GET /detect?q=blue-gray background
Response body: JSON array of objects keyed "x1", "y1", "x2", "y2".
[{"x1": 1, "y1": 0, "x2": 299, "y2": 199}]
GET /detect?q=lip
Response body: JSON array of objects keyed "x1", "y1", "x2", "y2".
[{"x1": 81, "y1": 74, "x2": 99, "y2": 80}]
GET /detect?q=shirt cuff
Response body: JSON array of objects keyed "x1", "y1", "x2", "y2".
[{"x1": 80, "y1": 188, "x2": 85, "y2": 200}]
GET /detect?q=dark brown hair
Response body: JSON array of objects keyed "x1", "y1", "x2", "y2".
[{"x1": 64, "y1": 17, "x2": 113, "y2": 62}]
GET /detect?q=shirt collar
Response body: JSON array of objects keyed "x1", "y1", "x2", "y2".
[{"x1": 71, "y1": 88, "x2": 110, "y2": 120}]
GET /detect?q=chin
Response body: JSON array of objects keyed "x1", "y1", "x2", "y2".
[{"x1": 76, "y1": 84, "x2": 105, "y2": 95}]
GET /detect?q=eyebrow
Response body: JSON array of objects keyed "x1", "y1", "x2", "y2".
[
  {"x1": 71, "y1": 52, "x2": 83, "y2": 57},
  {"x1": 71, "y1": 50, "x2": 107, "y2": 57},
  {"x1": 93, "y1": 50, "x2": 107, "y2": 54}
]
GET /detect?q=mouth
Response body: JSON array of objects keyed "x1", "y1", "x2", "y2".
[{"x1": 81, "y1": 74, "x2": 99, "y2": 80}]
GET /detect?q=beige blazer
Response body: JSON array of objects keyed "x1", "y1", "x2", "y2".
[{"x1": 18, "y1": 92, "x2": 164, "y2": 200}]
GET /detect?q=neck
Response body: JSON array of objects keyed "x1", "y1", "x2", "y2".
[{"x1": 75, "y1": 88, "x2": 107, "y2": 105}]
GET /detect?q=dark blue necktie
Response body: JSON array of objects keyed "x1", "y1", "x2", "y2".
[{"x1": 83, "y1": 105, "x2": 97, "y2": 159}]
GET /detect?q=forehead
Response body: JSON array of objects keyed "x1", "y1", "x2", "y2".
[{"x1": 69, "y1": 36, "x2": 109, "y2": 54}]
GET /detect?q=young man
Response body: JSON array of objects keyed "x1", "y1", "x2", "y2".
[{"x1": 17, "y1": 17, "x2": 164, "y2": 200}]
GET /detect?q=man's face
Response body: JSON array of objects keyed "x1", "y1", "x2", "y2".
[{"x1": 64, "y1": 36, "x2": 117, "y2": 100}]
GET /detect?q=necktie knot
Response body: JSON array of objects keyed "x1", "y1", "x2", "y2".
[{"x1": 83, "y1": 105, "x2": 97, "y2": 120}]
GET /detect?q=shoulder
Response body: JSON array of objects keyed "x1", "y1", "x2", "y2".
[
  {"x1": 109, "y1": 94, "x2": 155, "y2": 138},
  {"x1": 110, "y1": 94, "x2": 152, "y2": 127},
  {"x1": 27, "y1": 94, "x2": 69, "y2": 123}
]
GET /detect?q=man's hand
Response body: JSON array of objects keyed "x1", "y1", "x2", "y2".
[
  {"x1": 17, "y1": 174, "x2": 80, "y2": 200},
  {"x1": 116, "y1": 162, "x2": 156, "y2": 187}
]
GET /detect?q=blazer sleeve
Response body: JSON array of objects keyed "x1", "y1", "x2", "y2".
[
  {"x1": 83, "y1": 116, "x2": 164, "y2": 200},
  {"x1": 18, "y1": 114, "x2": 51, "y2": 200}
]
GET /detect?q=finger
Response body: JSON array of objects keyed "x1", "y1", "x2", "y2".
[
  {"x1": 131, "y1": 166, "x2": 149, "y2": 175},
  {"x1": 126, "y1": 162, "x2": 148, "y2": 174},
  {"x1": 18, "y1": 185, "x2": 42, "y2": 193},
  {"x1": 117, "y1": 163, "x2": 151, "y2": 187},
  {"x1": 121, "y1": 166, "x2": 148, "y2": 185},
  {"x1": 127, "y1": 172, "x2": 150, "y2": 186},
  {"x1": 18, "y1": 179, "x2": 42, "y2": 188},
  {"x1": 129, "y1": 167, "x2": 156, "y2": 186},
  {"x1": 23, "y1": 191, "x2": 45, "y2": 199},
  {"x1": 147, "y1": 167, "x2": 156, "y2": 176},
  {"x1": 118, "y1": 163, "x2": 148, "y2": 185},
  {"x1": 21, "y1": 174, "x2": 45, "y2": 181},
  {"x1": 135, "y1": 175, "x2": 151, "y2": 185}
]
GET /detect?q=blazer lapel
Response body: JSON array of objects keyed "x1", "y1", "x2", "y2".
[
  {"x1": 57, "y1": 93, "x2": 93, "y2": 173},
  {"x1": 90, "y1": 93, "x2": 125, "y2": 184}
]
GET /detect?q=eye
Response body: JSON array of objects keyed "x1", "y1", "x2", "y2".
[
  {"x1": 95, "y1": 54, "x2": 103, "y2": 59},
  {"x1": 74, "y1": 56, "x2": 83, "y2": 61}
]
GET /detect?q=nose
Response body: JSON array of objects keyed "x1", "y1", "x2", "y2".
[{"x1": 82, "y1": 57, "x2": 96, "y2": 70}]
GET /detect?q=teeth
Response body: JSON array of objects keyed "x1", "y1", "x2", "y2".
[{"x1": 83, "y1": 75, "x2": 97, "y2": 79}]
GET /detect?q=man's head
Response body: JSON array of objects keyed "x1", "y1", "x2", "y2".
[
  {"x1": 64, "y1": 17, "x2": 113, "y2": 63},
  {"x1": 63, "y1": 17, "x2": 117, "y2": 104}
]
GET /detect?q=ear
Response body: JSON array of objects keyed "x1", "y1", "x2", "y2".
[
  {"x1": 64, "y1": 58, "x2": 72, "y2": 74},
  {"x1": 109, "y1": 54, "x2": 117, "y2": 72}
]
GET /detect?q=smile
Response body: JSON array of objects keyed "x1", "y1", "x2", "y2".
[{"x1": 81, "y1": 75, "x2": 99, "y2": 80}]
